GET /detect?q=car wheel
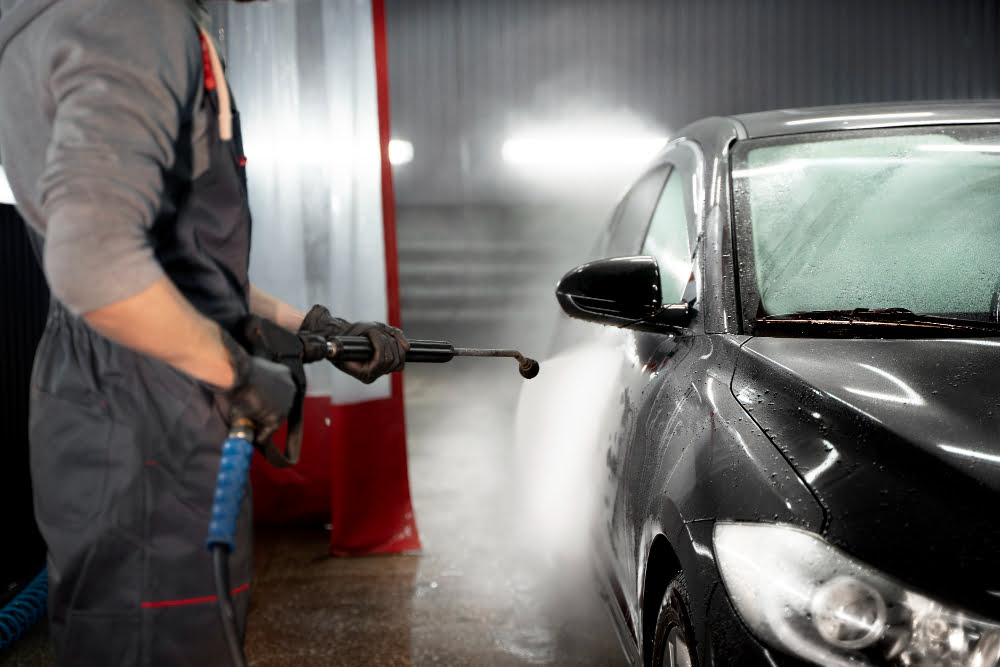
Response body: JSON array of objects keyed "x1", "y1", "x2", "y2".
[{"x1": 651, "y1": 572, "x2": 697, "y2": 667}]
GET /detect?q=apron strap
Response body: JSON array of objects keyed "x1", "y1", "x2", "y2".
[{"x1": 198, "y1": 29, "x2": 233, "y2": 141}]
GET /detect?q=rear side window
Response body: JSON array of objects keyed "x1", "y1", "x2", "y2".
[
  {"x1": 641, "y1": 171, "x2": 690, "y2": 303},
  {"x1": 604, "y1": 165, "x2": 670, "y2": 258}
]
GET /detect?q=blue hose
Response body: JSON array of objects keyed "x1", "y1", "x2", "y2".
[
  {"x1": 206, "y1": 430, "x2": 255, "y2": 552},
  {"x1": 207, "y1": 421, "x2": 255, "y2": 667},
  {"x1": 0, "y1": 567, "x2": 47, "y2": 651}
]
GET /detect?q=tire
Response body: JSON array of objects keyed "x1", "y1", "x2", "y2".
[{"x1": 650, "y1": 572, "x2": 698, "y2": 667}]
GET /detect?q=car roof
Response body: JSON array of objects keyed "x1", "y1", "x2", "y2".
[{"x1": 729, "y1": 100, "x2": 1000, "y2": 138}]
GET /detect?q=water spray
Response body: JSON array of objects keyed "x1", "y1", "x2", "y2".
[{"x1": 208, "y1": 335, "x2": 539, "y2": 667}]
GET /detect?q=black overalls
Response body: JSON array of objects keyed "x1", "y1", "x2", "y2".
[{"x1": 28, "y1": 27, "x2": 255, "y2": 665}]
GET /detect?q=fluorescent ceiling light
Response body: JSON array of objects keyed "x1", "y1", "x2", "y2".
[
  {"x1": 0, "y1": 166, "x2": 14, "y2": 205},
  {"x1": 502, "y1": 134, "x2": 667, "y2": 169},
  {"x1": 388, "y1": 139, "x2": 413, "y2": 165}
]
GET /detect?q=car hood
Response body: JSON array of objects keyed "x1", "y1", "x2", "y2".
[{"x1": 732, "y1": 337, "x2": 1000, "y2": 619}]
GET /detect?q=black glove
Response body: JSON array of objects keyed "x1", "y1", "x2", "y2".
[
  {"x1": 219, "y1": 329, "x2": 296, "y2": 445},
  {"x1": 299, "y1": 304, "x2": 409, "y2": 384}
]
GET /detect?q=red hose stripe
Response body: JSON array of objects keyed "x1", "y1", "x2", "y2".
[{"x1": 140, "y1": 583, "x2": 250, "y2": 609}]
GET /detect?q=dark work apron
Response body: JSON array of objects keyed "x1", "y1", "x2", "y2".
[{"x1": 28, "y1": 26, "x2": 255, "y2": 666}]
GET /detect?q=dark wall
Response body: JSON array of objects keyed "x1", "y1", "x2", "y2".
[{"x1": 0, "y1": 206, "x2": 48, "y2": 592}]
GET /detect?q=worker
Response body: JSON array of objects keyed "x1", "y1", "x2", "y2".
[{"x1": 0, "y1": 0, "x2": 409, "y2": 664}]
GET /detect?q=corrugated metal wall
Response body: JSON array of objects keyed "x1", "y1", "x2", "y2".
[
  {"x1": 384, "y1": 0, "x2": 1000, "y2": 342},
  {"x1": 387, "y1": 0, "x2": 1000, "y2": 205}
]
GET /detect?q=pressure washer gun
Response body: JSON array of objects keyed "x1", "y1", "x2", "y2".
[
  {"x1": 302, "y1": 335, "x2": 540, "y2": 379},
  {"x1": 206, "y1": 333, "x2": 539, "y2": 667}
]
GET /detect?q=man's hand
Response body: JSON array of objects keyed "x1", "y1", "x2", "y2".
[
  {"x1": 299, "y1": 305, "x2": 409, "y2": 384},
  {"x1": 219, "y1": 330, "x2": 296, "y2": 444}
]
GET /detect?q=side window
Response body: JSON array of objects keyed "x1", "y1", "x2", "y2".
[
  {"x1": 603, "y1": 165, "x2": 670, "y2": 258},
  {"x1": 642, "y1": 170, "x2": 691, "y2": 303}
]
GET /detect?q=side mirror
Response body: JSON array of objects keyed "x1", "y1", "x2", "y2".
[{"x1": 555, "y1": 256, "x2": 692, "y2": 331}]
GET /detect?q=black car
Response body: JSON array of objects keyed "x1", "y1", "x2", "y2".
[{"x1": 516, "y1": 102, "x2": 1000, "y2": 667}]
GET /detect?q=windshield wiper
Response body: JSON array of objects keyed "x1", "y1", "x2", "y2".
[{"x1": 755, "y1": 308, "x2": 1000, "y2": 336}]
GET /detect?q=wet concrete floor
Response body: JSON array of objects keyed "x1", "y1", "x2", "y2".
[{"x1": 1, "y1": 363, "x2": 626, "y2": 666}]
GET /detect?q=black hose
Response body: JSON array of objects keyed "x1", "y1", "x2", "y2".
[
  {"x1": 208, "y1": 425, "x2": 254, "y2": 667},
  {"x1": 212, "y1": 546, "x2": 247, "y2": 667}
]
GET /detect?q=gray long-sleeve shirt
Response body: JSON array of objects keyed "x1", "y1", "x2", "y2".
[{"x1": 0, "y1": 0, "x2": 208, "y2": 314}]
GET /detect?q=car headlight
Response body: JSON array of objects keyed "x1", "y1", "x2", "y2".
[{"x1": 714, "y1": 522, "x2": 1000, "y2": 667}]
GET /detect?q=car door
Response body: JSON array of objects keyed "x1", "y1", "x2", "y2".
[{"x1": 600, "y1": 144, "x2": 704, "y2": 642}]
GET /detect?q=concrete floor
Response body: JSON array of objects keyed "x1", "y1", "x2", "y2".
[{"x1": 1, "y1": 363, "x2": 626, "y2": 666}]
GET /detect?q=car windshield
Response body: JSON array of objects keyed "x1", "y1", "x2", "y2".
[{"x1": 731, "y1": 124, "x2": 1000, "y2": 324}]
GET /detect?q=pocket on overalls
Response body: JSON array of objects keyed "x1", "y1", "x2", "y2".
[{"x1": 29, "y1": 387, "x2": 115, "y2": 525}]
